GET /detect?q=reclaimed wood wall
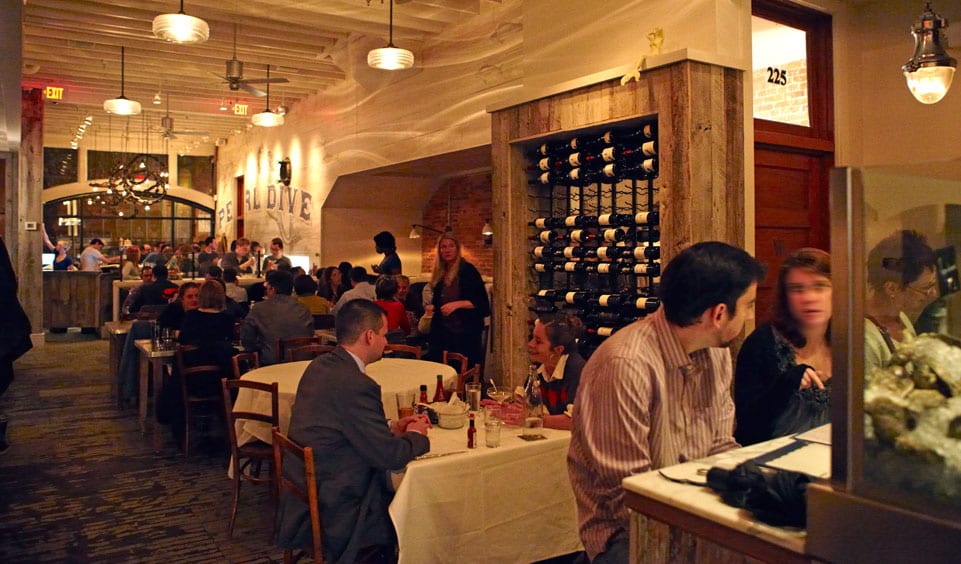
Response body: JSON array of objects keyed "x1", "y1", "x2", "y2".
[{"x1": 490, "y1": 60, "x2": 744, "y2": 388}]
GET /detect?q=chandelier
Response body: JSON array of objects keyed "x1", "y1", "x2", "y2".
[{"x1": 89, "y1": 153, "x2": 169, "y2": 217}]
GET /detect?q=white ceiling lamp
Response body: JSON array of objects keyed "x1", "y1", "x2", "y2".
[
  {"x1": 152, "y1": 1, "x2": 210, "y2": 44},
  {"x1": 368, "y1": 0, "x2": 414, "y2": 70},
  {"x1": 251, "y1": 65, "x2": 285, "y2": 127},
  {"x1": 902, "y1": 2, "x2": 956, "y2": 104},
  {"x1": 103, "y1": 47, "x2": 142, "y2": 116}
]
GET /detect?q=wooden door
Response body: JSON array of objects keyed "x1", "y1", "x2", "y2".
[{"x1": 753, "y1": 0, "x2": 834, "y2": 321}]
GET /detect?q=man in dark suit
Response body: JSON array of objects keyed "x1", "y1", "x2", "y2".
[
  {"x1": 128, "y1": 264, "x2": 178, "y2": 313},
  {"x1": 277, "y1": 299, "x2": 431, "y2": 563}
]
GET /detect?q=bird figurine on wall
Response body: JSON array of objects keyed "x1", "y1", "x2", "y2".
[{"x1": 621, "y1": 27, "x2": 665, "y2": 86}]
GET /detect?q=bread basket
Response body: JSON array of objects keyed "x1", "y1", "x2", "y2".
[{"x1": 432, "y1": 402, "x2": 470, "y2": 429}]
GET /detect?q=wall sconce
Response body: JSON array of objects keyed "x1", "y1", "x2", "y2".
[
  {"x1": 409, "y1": 223, "x2": 446, "y2": 239},
  {"x1": 902, "y1": 2, "x2": 956, "y2": 104},
  {"x1": 278, "y1": 157, "x2": 291, "y2": 186},
  {"x1": 481, "y1": 220, "x2": 493, "y2": 246}
]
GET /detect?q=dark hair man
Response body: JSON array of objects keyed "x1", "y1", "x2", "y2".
[
  {"x1": 277, "y1": 299, "x2": 430, "y2": 563},
  {"x1": 197, "y1": 236, "x2": 220, "y2": 276},
  {"x1": 263, "y1": 236, "x2": 292, "y2": 273},
  {"x1": 239, "y1": 269, "x2": 313, "y2": 364},
  {"x1": 79, "y1": 238, "x2": 119, "y2": 271},
  {"x1": 568, "y1": 241, "x2": 765, "y2": 563},
  {"x1": 128, "y1": 264, "x2": 178, "y2": 313},
  {"x1": 331, "y1": 266, "x2": 376, "y2": 317},
  {"x1": 220, "y1": 237, "x2": 255, "y2": 274}
]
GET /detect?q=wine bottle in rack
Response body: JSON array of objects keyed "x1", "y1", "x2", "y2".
[
  {"x1": 627, "y1": 262, "x2": 661, "y2": 277},
  {"x1": 564, "y1": 291, "x2": 597, "y2": 306},
  {"x1": 629, "y1": 244, "x2": 661, "y2": 261},
  {"x1": 530, "y1": 216, "x2": 565, "y2": 229},
  {"x1": 601, "y1": 228, "x2": 626, "y2": 243},
  {"x1": 595, "y1": 246, "x2": 630, "y2": 261},
  {"x1": 530, "y1": 141, "x2": 570, "y2": 158},
  {"x1": 532, "y1": 245, "x2": 563, "y2": 259},
  {"x1": 534, "y1": 289, "x2": 565, "y2": 300},
  {"x1": 533, "y1": 170, "x2": 565, "y2": 185},
  {"x1": 602, "y1": 122, "x2": 657, "y2": 145},
  {"x1": 570, "y1": 229, "x2": 598, "y2": 243},
  {"x1": 629, "y1": 296, "x2": 661, "y2": 313},
  {"x1": 599, "y1": 159, "x2": 658, "y2": 181},
  {"x1": 533, "y1": 262, "x2": 559, "y2": 273},
  {"x1": 562, "y1": 246, "x2": 597, "y2": 260},
  {"x1": 594, "y1": 293, "x2": 633, "y2": 308},
  {"x1": 627, "y1": 227, "x2": 660, "y2": 244},
  {"x1": 531, "y1": 230, "x2": 568, "y2": 244},
  {"x1": 563, "y1": 215, "x2": 599, "y2": 228},
  {"x1": 598, "y1": 211, "x2": 660, "y2": 227},
  {"x1": 527, "y1": 156, "x2": 565, "y2": 172},
  {"x1": 585, "y1": 326, "x2": 618, "y2": 339},
  {"x1": 561, "y1": 261, "x2": 592, "y2": 274}
]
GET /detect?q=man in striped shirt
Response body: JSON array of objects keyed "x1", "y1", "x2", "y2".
[{"x1": 568, "y1": 241, "x2": 765, "y2": 562}]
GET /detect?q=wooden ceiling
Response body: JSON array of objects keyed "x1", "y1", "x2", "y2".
[{"x1": 24, "y1": 0, "x2": 491, "y2": 150}]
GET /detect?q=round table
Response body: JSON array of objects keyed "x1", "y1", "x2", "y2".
[{"x1": 233, "y1": 357, "x2": 458, "y2": 447}]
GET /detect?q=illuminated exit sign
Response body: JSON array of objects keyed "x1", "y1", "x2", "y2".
[
  {"x1": 44, "y1": 86, "x2": 64, "y2": 100},
  {"x1": 233, "y1": 104, "x2": 248, "y2": 116}
]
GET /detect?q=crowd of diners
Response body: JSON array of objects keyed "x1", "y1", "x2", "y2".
[{"x1": 10, "y1": 226, "x2": 941, "y2": 563}]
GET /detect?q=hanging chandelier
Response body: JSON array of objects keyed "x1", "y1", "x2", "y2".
[
  {"x1": 153, "y1": 1, "x2": 210, "y2": 44},
  {"x1": 251, "y1": 65, "x2": 285, "y2": 127},
  {"x1": 103, "y1": 47, "x2": 142, "y2": 116},
  {"x1": 368, "y1": 0, "x2": 414, "y2": 70},
  {"x1": 902, "y1": 2, "x2": 956, "y2": 104}
]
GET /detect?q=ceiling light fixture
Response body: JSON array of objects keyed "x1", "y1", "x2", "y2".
[
  {"x1": 251, "y1": 65, "x2": 284, "y2": 127},
  {"x1": 153, "y1": 92, "x2": 162, "y2": 105},
  {"x1": 368, "y1": 0, "x2": 414, "y2": 70},
  {"x1": 902, "y1": 2, "x2": 956, "y2": 104},
  {"x1": 153, "y1": 1, "x2": 210, "y2": 44},
  {"x1": 219, "y1": 97, "x2": 228, "y2": 111},
  {"x1": 103, "y1": 47, "x2": 142, "y2": 116}
]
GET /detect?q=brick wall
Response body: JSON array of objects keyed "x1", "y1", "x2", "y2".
[
  {"x1": 752, "y1": 59, "x2": 809, "y2": 126},
  {"x1": 419, "y1": 172, "x2": 493, "y2": 278}
]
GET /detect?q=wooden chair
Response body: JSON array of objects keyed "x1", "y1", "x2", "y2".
[
  {"x1": 175, "y1": 345, "x2": 227, "y2": 457},
  {"x1": 273, "y1": 427, "x2": 324, "y2": 564},
  {"x1": 277, "y1": 336, "x2": 319, "y2": 364},
  {"x1": 383, "y1": 344, "x2": 423, "y2": 359},
  {"x1": 286, "y1": 344, "x2": 335, "y2": 362},
  {"x1": 443, "y1": 350, "x2": 469, "y2": 375},
  {"x1": 232, "y1": 351, "x2": 261, "y2": 380},
  {"x1": 221, "y1": 378, "x2": 279, "y2": 538}
]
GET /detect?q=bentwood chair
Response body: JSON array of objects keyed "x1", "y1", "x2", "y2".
[
  {"x1": 273, "y1": 427, "x2": 324, "y2": 564},
  {"x1": 221, "y1": 378, "x2": 279, "y2": 538},
  {"x1": 232, "y1": 351, "x2": 261, "y2": 380},
  {"x1": 383, "y1": 344, "x2": 423, "y2": 359},
  {"x1": 442, "y1": 350, "x2": 469, "y2": 376},
  {"x1": 175, "y1": 345, "x2": 227, "y2": 457},
  {"x1": 277, "y1": 337, "x2": 320, "y2": 364},
  {"x1": 286, "y1": 344, "x2": 335, "y2": 362}
]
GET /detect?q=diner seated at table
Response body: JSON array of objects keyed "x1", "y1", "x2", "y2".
[
  {"x1": 316, "y1": 266, "x2": 343, "y2": 305},
  {"x1": 293, "y1": 274, "x2": 330, "y2": 315},
  {"x1": 157, "y1": 281, "x2": 237, "y2": 444},
  {"x1": 128, "y1": 264, "x2": 178, "y2": 313},
  {"x1": 222, "y1": 267, "x2": 248, "y2": 304},
  {"x1": 373, "y1": 275, "x2": 411, "y2": 341},
  {"x1": 524, "y1": 312, "x2": 586, "y2": 431},
  {"x1": 117, "y1": 282, "x2": 201, "y2": 406},
  {"x1": 330, "y1": 266, "x2": 376, "y2": 316},
  {"x1": 239, "y1": 270, "x2": 313, "y2": 365},
  {"x1": 121, "y1": 266, "x2": 154, "y2": 319},
  {"x1": 277, "y1": 298, "x2": 430, "y2": 563},
  {"x1": 196, "y1": 236, "x2": 220, "y2": 276},
  {"x1": 220, "y1": 237, "x2": 256, "y2": 275},
  {"x1": 121, "y1": 246, "x2": 141, "y2": 280}
]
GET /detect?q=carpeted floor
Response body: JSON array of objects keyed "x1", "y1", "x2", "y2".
[{"x1": 0, "y1": 331, "x2": 282, "y2": 563}]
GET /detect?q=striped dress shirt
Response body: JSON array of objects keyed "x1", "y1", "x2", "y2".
[{"x1": 567, "y1": 308, "x2": 738, "y2": 559}]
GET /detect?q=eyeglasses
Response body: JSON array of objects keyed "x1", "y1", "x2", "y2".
[{"x1": 905, "y1": 282, "x2": 938, "y2": 297}]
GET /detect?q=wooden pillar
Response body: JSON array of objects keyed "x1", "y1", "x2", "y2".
[
  {"x1": 18, "y1": 88, "x2": 44, "y2": 340},
  {"x1": 490, "y1": 59, "x2": 744, "y2": 389}
]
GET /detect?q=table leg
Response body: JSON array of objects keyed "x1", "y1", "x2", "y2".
[
  {"x1": 138, "y1": 355, "x2": 149, "y2": 434},
  {"x1": 151, "y1": 358, "x2": 164, "y2": 451}
]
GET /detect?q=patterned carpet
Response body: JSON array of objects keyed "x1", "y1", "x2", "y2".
[{"x1": 0, "y1": 332, "x2": 282, "y2": 563}]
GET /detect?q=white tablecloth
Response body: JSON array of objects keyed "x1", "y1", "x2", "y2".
[
  {"x1": 234, "y1": 357, "x2": 457, "y2": 447},
  {"x1": 389, "y1": 422, "x2": 582, "y2": 563}
]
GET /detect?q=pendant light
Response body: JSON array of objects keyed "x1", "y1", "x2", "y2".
[
  {"x1": 368, "y1": 0, "x2": 414, "y2": 70},
  {"x1": 153, "y1": 1, "x2": 210, "y2": 44},
  {"x1": 902, "y1": 2, "x2": 956, "y2": 104},
  {"x1": 103, "y1": 47, "x2": 142, "y2": 116},
  {"x1": 251, "y1": 65, "x2": 284, "y2": 127}
]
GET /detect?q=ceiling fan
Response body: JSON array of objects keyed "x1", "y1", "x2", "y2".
[
  {"x1": 154, "y1": 95, "x2": 209, "y2": 139},
  {"x1": 213, "y1": 24, "x2": 288, "y2": 97}
]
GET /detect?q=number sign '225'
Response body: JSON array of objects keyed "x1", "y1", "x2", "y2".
[{"x1": 767, "y1": 67, "x2": 788, "y2": 86}]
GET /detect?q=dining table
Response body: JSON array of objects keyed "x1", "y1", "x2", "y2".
[{"x1": 233, "y1": 357, "x2": 458, "y2": 449}]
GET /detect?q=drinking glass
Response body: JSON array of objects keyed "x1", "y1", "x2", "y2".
[
  {"x1": 485, "y1": 419, "x2": 502, "y2": 448},
  {"x1": 465, "y1": 382, "x2": 482, "y2": 411}
]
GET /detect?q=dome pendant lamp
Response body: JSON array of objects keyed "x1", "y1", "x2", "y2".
[
  {"x1": 902, "y1": 2, "x2": 956, "y2": 104},
  {"x1": 251, "y1": 65, "x2": 284, "y2": 127},
  {"x1": 367, "y1": 0, "x2": 414, "y2": 70},
  {"x1": 153, "y1": 1, "x2": 210, "y2": 44},
  {"x1": 103, "y1": 47, "x2": 142, "y2": 116}
]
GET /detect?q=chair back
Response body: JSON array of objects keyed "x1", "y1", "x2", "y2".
[
  {"x1": 313, "y1": 314, "x2": 335, "y2": 330},
  {"x1": 232, "y1": 351, "x2": 261, "y2": 380},
  {"x1": 176, "y1": 345, "x2": 225, "y2": 400},
  {"x1": 222, "y1": 378, "x2": 279, "y2": 476},
  {"x1": 443, "y1": 350, "x2": 469, "y2": 376},
  {"x1": 277, "y1": 336, "x2": 318, "y2": 364},
  {"x1": 384, "y1": 344, "x2": 423, "y2": 359},
  {"x1": 273, "y1": 427, "x2": 324, "y2": 564},
  {"x1": 287, "y1": 343, "x2": 335, "y2": 362}
]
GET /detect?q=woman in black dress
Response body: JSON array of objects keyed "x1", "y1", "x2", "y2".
[
  {"x1": 426, "y1": 235, "x2": 490, "y2": 368},
  {"x1": 734, "y1": 248, "x2": 832, "y2": 446}
]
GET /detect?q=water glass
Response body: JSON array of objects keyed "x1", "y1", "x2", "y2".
[
  {"x1": 465, "y1": 382, "x2": 482, "y2": 411},
  {"x1": 523, "y1": 416, "x2": 544, "y2": 437},
  {"x1": 396, "y1": 390, "x2": 416, "y2": 419},
  {"x1": 485, "y1": 419, "x2": 502, "y2": 448}
]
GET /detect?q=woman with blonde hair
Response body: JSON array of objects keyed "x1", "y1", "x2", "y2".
[
  {"x1": 121, "y1": 246, "x2": 141, "y2": 280},
  {"x1": 425, "y1": 234, "x2": 490, "y2": 367}
]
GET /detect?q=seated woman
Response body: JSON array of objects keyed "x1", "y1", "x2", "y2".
[
  {"x1": 317, "y1": 266, "x2": 343, "y2": 305},
  {"x1": 373, "y1": 275, "x2": 411, "y2": 341},
  {"x1": 524, "y1": 313, "x2": 585, "y2": 430},
  {"x1": 121, "y1": 246, "x2": 141, "y2": 280},
  {"x1": 53, "y1": 240, "x2": 77, "y2": 271},
  {"x1": 864, "y1": 230, "x2": 938, "y2": 374},
  {"x1": 734, "y1": 248, "x2": 832, "y2": 446}
]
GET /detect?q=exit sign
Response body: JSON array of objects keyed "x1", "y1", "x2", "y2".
[
  {"x1": 44, "y1": 86, "x2": 64, "y2": 100},
  {"x1": 233, "y1": 104, "x2": 248, "y2": 116}
]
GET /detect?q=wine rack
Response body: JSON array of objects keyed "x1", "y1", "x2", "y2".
[{"x1": 527, "y1": 116, "x2": 661, "y2": 354}]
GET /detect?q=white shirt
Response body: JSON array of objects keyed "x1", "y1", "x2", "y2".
[{"x1": 79, "y1": 246, "x2": 105, "y2": 271}]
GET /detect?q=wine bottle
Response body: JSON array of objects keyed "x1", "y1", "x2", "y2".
[
  {"x1": 595, "y1": 293, "x2": 631, "y2": 308},
  {"x1": 533, "y1": 262, "x2": 559, "y2": 273},
  {"x1": 561, "y1": 261, "x2": 592, "y2": 273},
  {"x1": 627, "y1": 228, "x2": 661, "y2": 244},
  {"x1": 629, "y1": 244, "x2": 661, "y2": 261},
  {"x1": 601, "y1": 228, "x2": 626, "y2": 243},
  {"x1": 566, "y1": 167, "x2": 605, "y2": 186},
  {"x1": 534, "y1": 289, "x2": 564, "y2": 300},
  {"x1": 531, "y1": 230, "x2": 568, "y2": 244},
  {"x1": 527, "y1": 156, "x2": 566, "y2": 172},
  {"x1": 601, "y1": 123, "x2": 657, "y2": 145},
  {"x1": 628, "y1": 262, "x2": 661, "y2": 277},
  {"x1": 530, "y1": 216, "x2": 564, "y2": 229},
  {"x1": 595, "y1": 246, "x2": 630, "y2": 261},
  {"x1": 562, "y1": 246, "x2": 597, "y2": 259},
  {"x1": 570, "y1": 229, "x2": 598, "y2": 243},
  {"x1": 569, "y1": 134, "x2": 608, "y2": 153},
  {"x1": 563, "y1": 215, "x2": 599, "y2": 228},
  {"x1": 586, "y1": 326, "x2": 617, "y2": 338},
  {"x1": 532, "y1": 245, "x2": 562, "y2": 259},
  {"x1": 597, "y1": 211, "x2": 660, "y2": 227},
  {"x1": 530, "y1": 140, "x2": 569, "y2": 158},
  {"x1": 630, "y1": 297, "x2": 661, "y2": 313},
  {"x1": 564, "y1": 291, "x2": 596, "y2": 306},
  {"x1": 534, "y1": 170, "x2": 564, "y2": 185}
]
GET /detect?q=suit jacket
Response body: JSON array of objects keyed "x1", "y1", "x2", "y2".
[
  {"x1": 129, "y1": 279, "x2": 178, "y2": 312},
  {"x1": 277, "y1": 347, "x2": 430, "y2": 562},
  {"x1": 239, "y1": 294, "x2": 314, "y2": 364}
]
